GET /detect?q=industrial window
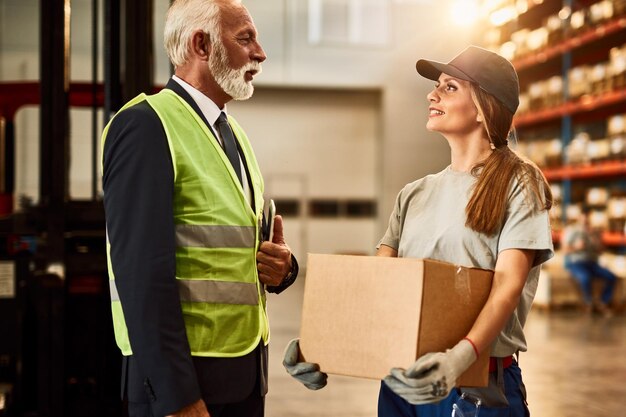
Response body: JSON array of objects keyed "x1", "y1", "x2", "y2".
[
  {"x1": 309, "y1": 199, "x2": 377, "y2": 218},
  {"x1": 308, "y1": 0, "x2": 390, "y2": 47},
  {"x1": 274, "y1": 199, "x2": 301, "y2": 217},
  {"x1": 309, "y1": 199, "x2": 341, "y2": 217},
  {"x1": 346, "y1": 200, "x2": 377, "y2": 217}
]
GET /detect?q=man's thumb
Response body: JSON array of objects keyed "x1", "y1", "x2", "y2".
[{"x1": 272, "y1": 215, "x2": 285, "y2": 244}]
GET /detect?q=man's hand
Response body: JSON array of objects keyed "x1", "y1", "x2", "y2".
[
  {"x1": 166, "y1": 399, "x2": 210, "y2": 417},
  {"x1": 257, "y1": 215, "x2": 292, "y2": 286},
  {"x1": 383, "y1": 339, "x2": 476, "y2": 404},
  {"x1": 282, "y1": 338, "x2": 328, "y2": 390}
]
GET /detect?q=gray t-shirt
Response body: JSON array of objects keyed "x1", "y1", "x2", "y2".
[{"x1": 378, "y1": 166, "x2": 554, "y2": 357}]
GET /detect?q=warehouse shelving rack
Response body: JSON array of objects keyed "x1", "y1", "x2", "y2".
[
  {"x1": 481, "y1": 0, "x2": 626, "y2": 310},
  {"x1": 486, "y1": 0, "x2": 626, "y2": 251}
]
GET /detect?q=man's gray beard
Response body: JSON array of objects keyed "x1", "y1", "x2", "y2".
[{"x1": 209, "y1": 40, "x2": 261, "y2": 101}]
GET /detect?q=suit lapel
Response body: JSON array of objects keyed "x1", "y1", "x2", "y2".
[{"x1": 165, "y1": 78, "x2": 219, "y2": 140}]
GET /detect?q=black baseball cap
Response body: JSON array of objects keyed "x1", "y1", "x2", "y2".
[{"x1": 416, "y1": 46, "x2": 520, "y2": 114}]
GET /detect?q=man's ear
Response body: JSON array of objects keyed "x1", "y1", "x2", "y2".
[{"x1": 191, "y1": 30, "x2": 211, "y2": 61}]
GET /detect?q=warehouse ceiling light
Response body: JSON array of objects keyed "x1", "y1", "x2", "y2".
[
  {"x1": 558, "y1": 6, "x2": 572, "y2": 20},
  {"x1": 489, "y1": 5, "x2": 517, "y2": 26},
  {"x1": 451, "y1": 0, "x2": 480, "y2": 26}
]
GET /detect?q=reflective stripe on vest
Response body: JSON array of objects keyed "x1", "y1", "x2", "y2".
[
  {"x1": 178, "y1": 279, "x2": 258, "y2": 305},
  {"x1": 109, "y1": 279, "x2": 120, "y2": 301},
  {"x1": 109, "y1": 279, "x2": 259, "y2": 305},
  {"x1": 176, "y1": 224, "x2": 256, "y2": 248}
]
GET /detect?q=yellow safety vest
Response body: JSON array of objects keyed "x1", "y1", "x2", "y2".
[{"x1": 102, "y1": 89, "x2": 269, "y2": 357}]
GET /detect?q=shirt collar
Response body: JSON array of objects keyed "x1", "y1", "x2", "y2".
[{"x1": 172, "y1": 75, "x2": 226, "y2": 127}]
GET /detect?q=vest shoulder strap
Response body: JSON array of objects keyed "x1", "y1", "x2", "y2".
[{"x1": 100, "y1": 93, "x2": 150, "y2": 170}]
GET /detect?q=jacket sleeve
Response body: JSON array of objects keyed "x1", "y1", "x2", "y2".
[{"x1": 102, "y1": 101, "x2": 202, "y2": 415}]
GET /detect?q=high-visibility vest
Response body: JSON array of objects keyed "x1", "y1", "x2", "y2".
[{"x1": 102, "y1": 89, "x2": 269, "y2": 357}]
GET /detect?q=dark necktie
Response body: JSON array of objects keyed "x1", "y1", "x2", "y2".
[{"x1": 216, "y1": 112, "x2": 243, "y2": 186}]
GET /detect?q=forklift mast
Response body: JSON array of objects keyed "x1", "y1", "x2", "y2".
[{"x1": 0, "y1": 0, "x2": 154, "y2": 415}]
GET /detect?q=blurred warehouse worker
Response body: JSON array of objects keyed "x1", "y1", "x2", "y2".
[
  {"x1": 102, "y1": 1, "x2": 298, "y2": 416},
  {"x1": 562, "y1": 207, "x2": 616, "y2": 316},
  {"x1": 283, "y1": 46, "x2": 554, "y2": 417}
]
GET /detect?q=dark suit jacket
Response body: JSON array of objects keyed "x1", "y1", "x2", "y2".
[{"x1": 102, "y1": 79, "x2": 296, "y2": 416}]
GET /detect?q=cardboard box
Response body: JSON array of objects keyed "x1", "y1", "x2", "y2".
[{"x1": 299, "y1": 254, "x2": 493, "y2": 387}]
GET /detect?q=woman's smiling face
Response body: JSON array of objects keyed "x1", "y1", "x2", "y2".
[{"x1": 426, "y1": 73, "x2": 480, "y2": 136}]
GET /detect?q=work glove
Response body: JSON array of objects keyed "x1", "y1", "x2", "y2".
[
  {"x1": 383, "y1": 339, "x2": 477, "y2": 404},
  {"x1": 282, "y1": 338, "x2": 328, "y2": 390}
]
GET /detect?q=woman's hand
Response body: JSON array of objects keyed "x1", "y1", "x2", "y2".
[{"x1": 383, "y1": 339, "x2": 476, "y2": 404}]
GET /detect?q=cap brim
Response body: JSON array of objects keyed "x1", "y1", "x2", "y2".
[{"x1": 416, "y1": 59, "x2": 475, "y2": 83}]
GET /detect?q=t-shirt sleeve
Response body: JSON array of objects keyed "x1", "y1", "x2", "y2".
[
  {"x1": 377, "y1": 188, "x2": 404, "y2": 250},
  {"x1": 498, "y1": 179, "x2": 554, "y2": 267}
]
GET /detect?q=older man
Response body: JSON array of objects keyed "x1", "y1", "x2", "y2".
[{"x1": 101, "y1": 1, "x2": 298, "y2": 416}]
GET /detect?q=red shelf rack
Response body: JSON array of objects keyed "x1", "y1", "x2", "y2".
[
  {"x1": 512, "y1": 17, "x2": 626, "y2": 71},
  {"x1": 603, "y1": 231, "x2": 626, "y2": 246},
  {"x1": 514, "y1": 87, "x2": 626, "y2": 127},
  {"x1": 542, "y1": 160, "x2": 626, "y2": 181},
  {"x1": 552, "y1": 230, "x2": 626, "y2": 247}
]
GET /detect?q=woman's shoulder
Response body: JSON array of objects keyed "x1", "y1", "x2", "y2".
[{"x1": 399, "y1": 167, "x2": 448, "y2": 194}]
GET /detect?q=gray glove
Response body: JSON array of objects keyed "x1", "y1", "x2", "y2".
[
  {"x1": 282, "y1": 338, "x2": 328, "y2": 390},
  {"x1": 383, "y1": 339, "x2": 476, "y2": 404}
]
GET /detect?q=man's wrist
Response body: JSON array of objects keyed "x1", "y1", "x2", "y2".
[
  {"x1": 280, "y1": 254, "x2": 298, "y2": 285},
  {"x1": 266, "y1": 254, "x2": 298, "y2": 294}
]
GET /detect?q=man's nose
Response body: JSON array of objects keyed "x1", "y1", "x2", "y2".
[{"x1": 252, "y1": 41, "x2": 266, "y2": 63}]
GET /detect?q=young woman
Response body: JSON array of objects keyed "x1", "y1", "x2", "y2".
[
  {"x1": 376, "y1": 46, "x2": 554, "y2": 417},
  {"x1": 283, "y1": 46, "x2": 554, "y2": 417}
]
